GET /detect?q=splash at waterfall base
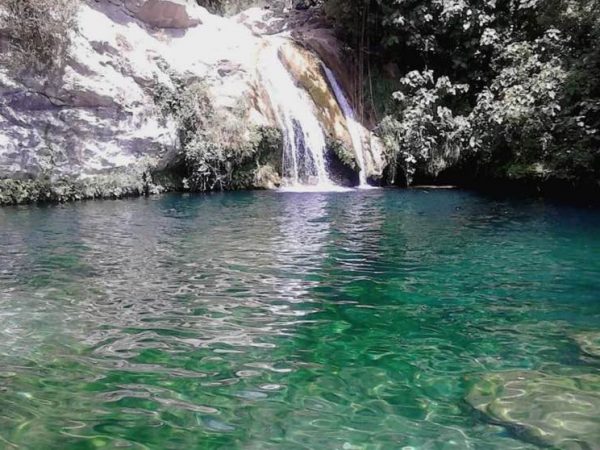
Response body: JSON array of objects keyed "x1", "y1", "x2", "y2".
[{"x1": 0, "y1": 1, "x2": 386, "y2": 205}]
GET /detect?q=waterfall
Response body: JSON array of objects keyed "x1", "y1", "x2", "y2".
[
  {"x1": 259, "y1": 39, "x2": 336, "y2": 189},
  {"x1": 322, "y1": 66, "x2": 370, "y2": 188}
]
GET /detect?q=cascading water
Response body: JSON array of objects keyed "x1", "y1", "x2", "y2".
[
  {"x1": 259, "y1": 39, "x2": 336, "y2": 189},
  {"x1": 322, "y1": 66, "x2": 370, "y2": 188}
]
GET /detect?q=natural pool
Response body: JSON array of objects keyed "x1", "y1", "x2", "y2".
[{"x1": 0, "y1": 189, "x2": 599, "y2": 449}]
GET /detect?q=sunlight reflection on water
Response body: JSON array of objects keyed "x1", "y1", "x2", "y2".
[{"x1": 0, "y1": 189, "x2": 599, "y2": 449}]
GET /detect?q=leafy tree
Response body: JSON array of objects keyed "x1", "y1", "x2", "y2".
[
  {"x1": 324, "y1": 0, "x2": 600, "y2": 192},
  {"x1": 380, "y1": 70, "x2": 471, "y2": 184}
]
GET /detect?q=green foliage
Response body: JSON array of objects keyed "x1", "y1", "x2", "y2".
[
  {"x1": 154, "y1": 75, "x2": 282, "y2": 191},
  {"x1": 0, "y1": 0, "x2": 78, "y2": 72},
  {"x1": 380, "y1": 70, "x2": 471, "y2": 184},
  {"x1": 327, "y1": 138, "x2": 357, "y2": 171},
  {"x1": 466, "y1": 31, "x2": 568, "y2": 176},
  {"x1": 325, "y1": 0, "x2": 600, "y2": 190},
  {"x1": 0, "y1": 169, "x2": 157, "y2": 206},
  {"x1": 230, "y1": 126, "x2": 283, "y2": 189}
]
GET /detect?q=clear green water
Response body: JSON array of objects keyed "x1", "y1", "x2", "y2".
[{"x1": 0, "y1": 189, "x2": 599, "y2": 450}]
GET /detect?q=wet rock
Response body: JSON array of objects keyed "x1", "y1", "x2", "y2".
[
  {"x1": 466, "y1": 371, "x2": 600, "y2": 449},
  {"x1": 367, "y1": 135, "x2": 386, "y2": 183},
  {"x1": 235, "y1": 7, "x2": 288, "y2": 35},
  {"x1": 278, "y1": 41, "x2": 351, "y2": 147},
  {"x1": 277, "y1": 41, "x2": 385, "y2": 182},
  {"x1": 217, "y1": 60, "x2": 243, "y2": 77},
  {"x1": 325, "y1": 139, "x2": 359, "y2": 187}
]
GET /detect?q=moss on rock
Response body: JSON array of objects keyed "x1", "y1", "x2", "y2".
[
  {"x1": 253, "y1": 163, "x2": 281, "y2": 189},
  {"x1": 324, "y1": 138, "x2": 359, "y2": 187},
  {"x1": 327, "y1": 137, "x2": 357, "y2": 171},
  {"x1": 0, "y1": 126, "x2": 284, "y2": 206},
  {"x1": 230, "y1": 126, "x2": 283, "y2": 190},
  {"x1": 0, "y1": 168, "x2": 166, "y2": 206}
]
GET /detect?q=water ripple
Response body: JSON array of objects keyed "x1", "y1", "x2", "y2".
[{"x1": 0, "y1": 190, "x2": 599, "y2": 449}]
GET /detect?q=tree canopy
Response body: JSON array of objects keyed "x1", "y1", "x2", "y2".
[{"x1": 324, "y1": 0, "x2": 600, "y2": 193}]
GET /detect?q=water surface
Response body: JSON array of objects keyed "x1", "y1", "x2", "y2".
[{"x1": 0, "y1": 189, "x2": 599, "y2": 449}]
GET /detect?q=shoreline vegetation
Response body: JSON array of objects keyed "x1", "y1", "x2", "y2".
[{"x1": 2, "y1": 174, "x2": 599, "y2": 207}]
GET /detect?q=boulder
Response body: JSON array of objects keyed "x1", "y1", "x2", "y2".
[{"x1": 135, "y1": 0, "x2": 201, "y2": 29}]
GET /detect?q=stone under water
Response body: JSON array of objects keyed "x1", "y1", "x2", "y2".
[
  {"x1": 574, "y1": 332, "x2": 600, "y2": 359},
  {"x1": 466, "y1": 370, "x2": 600, "y2": 449}
]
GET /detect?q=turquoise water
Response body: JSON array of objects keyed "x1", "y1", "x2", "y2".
[{"x1": 0, "y1": 189, "x2": 599, "y2": 449}]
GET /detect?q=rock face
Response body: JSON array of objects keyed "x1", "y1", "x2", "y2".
[
  {"x1": 0, "y1": 0, "x2": 267, "y2": 192},
  {"x1": 0, "y1": 0, "x2": 386, "y2": 204},
  {"x1": 280, "y1": 41, "x2": 351, "y2": 146}
]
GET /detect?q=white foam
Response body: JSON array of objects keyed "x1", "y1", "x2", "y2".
[
  {"x1": 278, "y1": 184, "x2": 353, "y2": 193},
  {"x1": 323, "y1": 65, "x2": 372, "y2": 189}
]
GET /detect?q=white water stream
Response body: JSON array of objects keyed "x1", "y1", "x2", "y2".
[
  {"x1": 322, "y1": 66, "x2": 370, "y2": 188},
  {"x1": 259, "y1": 38, "x2": 372, "y2": 191},
  {"x1": 259, "y1": 39, "x2": 335, "y2": 189}
]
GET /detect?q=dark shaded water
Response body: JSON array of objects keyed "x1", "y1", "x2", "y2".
[{"x1": 0, "y1": 189, "x2": 599, "y2": 449}]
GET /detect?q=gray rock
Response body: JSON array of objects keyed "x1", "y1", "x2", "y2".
[{"x1": 135, "y1": 0, "x2": 202, "y2": 29}]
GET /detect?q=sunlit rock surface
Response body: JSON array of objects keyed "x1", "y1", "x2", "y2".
[
  {"x1": 0, "y1": 1, "x2": 263, "y2": 182},
  {"x1": 279, "y1": 41, "x2": 351, "y2": 147},
  {"x1": 466, "y1": 371, "x2": 600, "y2": 449},
  {"x1": 0, "y1": 0, "x2": 384, "y2": 200}
]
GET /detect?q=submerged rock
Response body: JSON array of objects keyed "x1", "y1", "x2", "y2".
[
  {"x1": 574, "y1": 332, "x2": 600, "y2": 359},
  {"x1": 466, "y1": 371, "x2": 600, "y2": 449}
]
